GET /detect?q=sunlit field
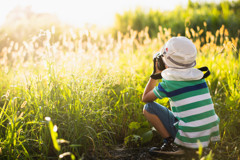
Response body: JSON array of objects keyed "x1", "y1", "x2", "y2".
[{"x1": 0, "y1": 24, "x2": 239, "y2": 159}]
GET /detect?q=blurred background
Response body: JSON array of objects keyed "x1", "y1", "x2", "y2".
[{"x1": 0, "y1": 0, "x2": 239, "y2": 50}]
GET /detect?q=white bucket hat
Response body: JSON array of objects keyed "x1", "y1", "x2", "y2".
[{"x1": 160, "y1": 36, "x2": 197, "y2": 69}]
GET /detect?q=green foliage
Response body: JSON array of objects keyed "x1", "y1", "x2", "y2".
[
  {"x1": 0, "y1": 22, "x2": 240, "y2": 159},
  {"x1": 128, "y1": 122, "x2": 141, "y2": 130},
  {"x1": 47, "y1": 119, "x2": 60, "y2": 152},
  {"x1": 113, "y1": 0, "x2": 240, "y2": 47},
  {"x1": 124, "y1": 121, "x2": 153, "y2": 147},
  {"x1": 46, "y1": 118, "x2": 76, "y2": 160}
]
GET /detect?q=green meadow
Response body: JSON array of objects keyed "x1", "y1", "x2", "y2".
[
  {"x1": 0, "y1": 25, "x2": 239, "y2": 159},
  {"x1": 0, "y1": 1, "x2": 240, "y2": 159}
]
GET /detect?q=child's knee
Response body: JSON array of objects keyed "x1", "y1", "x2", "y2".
[
  {"x1": 143, "y1": 102, "x2": 154, "y2": 115},
  {"x1": 143, "y1": 106, "x2": 151, "y2": 118},
  {"x1": 143, "y1": 107, "x2": 148, "y2": 115}
]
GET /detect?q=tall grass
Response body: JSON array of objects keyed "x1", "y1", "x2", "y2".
[{"x1": 0, "y1": 25, "x2": 239, "y2": 159}]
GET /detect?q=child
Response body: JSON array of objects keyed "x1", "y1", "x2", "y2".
[{"x1": 142, "y1": 36, "x2": 220, "y2": 155}]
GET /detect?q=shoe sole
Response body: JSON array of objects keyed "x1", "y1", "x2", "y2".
[{"x1": 150, "y1": 150, "x2": 185, "y2": 156}]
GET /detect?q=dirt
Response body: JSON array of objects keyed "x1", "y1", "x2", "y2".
[
  {"x1": 83, "y1": 144, "x2": 209, "y2": 160},
  {"x1": 82, "y1": 133, "x2": 212, "y2": 160}
]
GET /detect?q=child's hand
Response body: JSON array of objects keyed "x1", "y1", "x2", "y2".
[
  {"x1": 155, "y1": 61, "x2": 162, "y2": 74},
  {"x1": 150, "y1": 58, "x2": 162, "y2": 79}
]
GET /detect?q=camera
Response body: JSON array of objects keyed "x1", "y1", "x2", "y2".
[
  {"x1": 156, "y1": 56, "x2": 166, "y2": 70},
  {"x1": 153, "y1": 52, "x2": 166, "y2": 71},
  {"x1": 150, "y1": 51, "x2": 166, "y2": 79}
]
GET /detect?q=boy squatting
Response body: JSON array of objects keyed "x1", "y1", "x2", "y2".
[{"x1": 142, "y1": 36, "x2": 220, "y2": 155}]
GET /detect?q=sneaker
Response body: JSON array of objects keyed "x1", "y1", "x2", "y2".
[{"x1": 149, "y1": 137, "x2": 185, "y2": 156}]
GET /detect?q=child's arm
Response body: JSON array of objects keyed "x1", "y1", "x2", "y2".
[
  {"x1": 142, "y1": 78, "x2": 158, "y2": 103},
  {"x1": 142, "y1": 61, "x2": 163, "y2": 103}
]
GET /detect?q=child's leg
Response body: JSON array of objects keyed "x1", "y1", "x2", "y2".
[
  {"x1": 144, "y1": 102, "x2": 184, "y2": 155},
  {"x1": 143, "y1": 109, "x2": 170, "y2": 138},
  {"x1": 143, "y1": 102, "x2": 178, "y2": 138}
]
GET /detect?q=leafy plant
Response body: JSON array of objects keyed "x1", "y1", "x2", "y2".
[{"x1": 124, "y1": 121, "x2": 153, "y2": 147}]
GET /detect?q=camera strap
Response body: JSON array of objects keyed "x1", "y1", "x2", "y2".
[
  {"x1": 150, "y1": 73, "x2": 162, "y2": 79},
  {"x1": 198, "y1": 66, "x2": 211, "y2": 79},
  {"x1": 151, "y1": 66, "x2": 211, "y2": 80}
]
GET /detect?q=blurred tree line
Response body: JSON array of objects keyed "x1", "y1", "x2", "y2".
[
  {"x1": 0, "y1": 6, "x2": 70, "y2": 51},
  {"x1": 0, "y1": 0, "x2": 239, "y2": 52},
  {"x1": 113, "y1": 0, "x2": 240, "y2": 45},
  {"x1": 0, "y1": 6, "x2": 102, "y2": 53}
]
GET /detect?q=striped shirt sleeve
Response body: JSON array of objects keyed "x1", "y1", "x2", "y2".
[{"x1": 153, "y1": 86, "x2": 167, "y2": 99}]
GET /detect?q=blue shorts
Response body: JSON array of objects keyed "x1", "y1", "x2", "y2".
[{"x1": 143, "y1": 102, "x2": 178, "y2": 138}]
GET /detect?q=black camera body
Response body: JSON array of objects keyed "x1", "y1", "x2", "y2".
[
  {"x1": 153, "y1": 51, "x2": 166, "y2": 71},
  {"x1": 150, "y1": 52, "x2": 166, "y2": 79},
  {"x1": 156, "y1": 56, "x2": 166, "y2": 71}
]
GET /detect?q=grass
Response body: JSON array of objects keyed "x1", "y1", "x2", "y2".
[{"x1": 0, "y1": 25, "x2": 239, "y2": 160}]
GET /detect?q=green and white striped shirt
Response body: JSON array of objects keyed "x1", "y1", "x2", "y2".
[{"x1": 153, "y1": 79, "x2": 220, "y2": 148}]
